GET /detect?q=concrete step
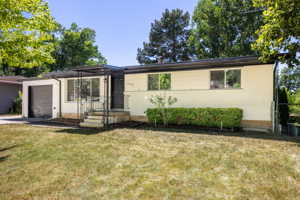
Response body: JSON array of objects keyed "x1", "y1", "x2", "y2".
[
  {"x1": 86, "y1": 115, "x2": 104, "y2": 120},
  {"x1": 90, "y1": 111, "x2": 130, "y2": 117},
  {"x1": 80, "y1": 122, "x2": 103, "y2": 128},
  {"x1": 81, "y1": 117, "x2": 116, "y2": 127},
  {"x1": 84, "y1": 118, "x2": 104, "y2": 123}
]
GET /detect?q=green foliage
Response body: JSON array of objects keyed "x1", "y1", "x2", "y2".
[
  {"x1": 295, "y1": 89, "x2": 300, "y2": 105},
  {"x1": 49, "y1": 23, "x2": 107, "y2": 71},
  {"x1": 9, "y1": 91, "x2": 22, "y2": 114},
  {"x1": 137, "y1": 9, "x2": 193, "y2": 64},
  {"x1": 0, "y1": 0, "x2": 57, "y2": 68},
  {"x1": 288, "y1": 89, "x2": 300, "y2": 114},
  {"x1": 190, "y1": 0, "x2": 263, "y2": 59},
  {"x1": 149, "y1": 95, "x2": 178, "y2": 109},
  {"x1": 280, "y1": 66, "x2": 300, "y2": 92},
  {"x1": 252, "y1": 0, "x2": 300, "y2": 67},
  {"x1": 278, "y1": 87, "x2": 290, "y2": 126},
  {"x1": 0, "y1": 22, "x2": 107, "y2": 76},
  {"x1": 148, "y1": 73, "x2": 171, "y2": 90},
  {"x1": 146, "y1": 107, "x2": 243, "y2": 128},
  {"x1": 159, "y1": 74, "x2": 171, "y2": 90},
  {"x1": 149, "y1": 94, "x2": 178, "y2": 127},
  {"x1": 148, "y1": 73, "x2": 177, "y2": 127}
]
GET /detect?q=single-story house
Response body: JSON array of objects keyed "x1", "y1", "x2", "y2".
[
  {"x1": 0, "y1": 76, "x2": 23, "y2": 114},
  {"x1": 22, "y1": 56, "x2": 277, "y2": 131}
]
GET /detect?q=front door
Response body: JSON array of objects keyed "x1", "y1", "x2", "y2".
[{"x1": 111, "y1": 74, "x2": 124, "y2": 109}]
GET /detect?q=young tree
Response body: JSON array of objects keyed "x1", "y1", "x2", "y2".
[
  {"x1": 190, "y1": 0, "x2": 263, "y2": 59},
  {"x1": 278, "y1": 87, "x2": 290, "y2": 126},
  {"x1": 49, "y1": 23, "x2": 107, "y2": 71},
  {"x1": 252, "y1": 0, "x2": 300, "y2": 67},
  {"x1": 137, "y1": 9, "x2": 193, "y2": 64},
  {"x1": 149, "y1": 94, "x2": 177, "y2": 127},
  {"x1": 280, "y1": 67, "x2": 300, "y2": 92},
  {"x1": 148, "y1": 74, "x2": 177, "y2": 127},
  {"x1": 0, "y1": 0, "x2": 57, "y2": 68}
]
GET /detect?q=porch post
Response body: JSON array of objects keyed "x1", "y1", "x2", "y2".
[
  {"x1": 79, "y1": 72, "x2": 83, "y2": 120},
  {"x1": 105, "y1": 72, "x2": 110, "y2": 128},
  {"x1": 77, "y1": 71, "x2": 80, "y2": 121}
]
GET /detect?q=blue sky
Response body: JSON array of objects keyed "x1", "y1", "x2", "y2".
[{"x1": 47, "y1": 0, "x2": 198, "y2": 66}]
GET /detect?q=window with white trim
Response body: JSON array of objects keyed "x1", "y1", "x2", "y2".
[
  {"x1": 148, "y1": 73, "x2": 171, "y2": 90},
  {"x1": 67, "y1": 78, "x2": 100, "y2": 101},
  {"x1": 210, "y1": 69, "x2": 241, "y2": 89}
]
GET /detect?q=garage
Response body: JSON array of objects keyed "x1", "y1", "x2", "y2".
[{"x1": 28, "y1": 85, "x2": 53, "y2": 118}]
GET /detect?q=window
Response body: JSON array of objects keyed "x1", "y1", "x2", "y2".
[
  {"x1": 81, "y1": 79, "x2": 91, "y2": 100},
  {"x1": 148, "y1": 73, "x2": 171, "y2": 90},
  {"x1": 148, "y1": 74, "x2": 159, "y2": 90},
  {"x1": 91, "y1": 78, "x2": 100, "y2": 97},
  {"x1": 67, "y1": 78, "x2": 100, "y2": 101},
  {"x1": 67, "y1": 80, "x2": 75, "y2": 101},
  {"x1": 210, "y1": 71, "x2": 225, "y2": 89},
  {"x1": 226, "y1": 70, "x2": 241, "y2": 88},
  {"x1": 210, "y1": 69, "x2": 241, "y2": 89}
]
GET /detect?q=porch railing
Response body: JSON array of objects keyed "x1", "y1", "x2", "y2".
[{"x1": 78, "y1": 95, "x2": 129, "y2": 119}]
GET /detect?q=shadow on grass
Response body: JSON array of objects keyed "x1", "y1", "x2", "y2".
[
  {"x1": 0, "y1": 145, "x2": 21, "y2": 163},
  {"x1": 133, "y1": 126, "x2": 300, "y2": 145},
  {"x1": 0, "y1": 155, "x2": 10, "y2": 163},
  {"x1": 55, "y1": 127, "x2": 109, "y2": 135},
  {"x1": 0, "y1": 145, "x2": 20, "y2": 152},
  {"x1": 54, "y1": 121, "x2": 300, "y2": 145}
]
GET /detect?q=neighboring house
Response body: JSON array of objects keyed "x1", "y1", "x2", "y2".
[
  {"x1": 0, "y1": 76, "x2": 23, "y2": 114},
  {"x1": 22, "y1": 56, "x2": 276, "y2": 131}
]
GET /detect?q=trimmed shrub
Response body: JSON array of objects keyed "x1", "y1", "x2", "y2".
[
  {"x1": 9, "y1": 91, "x2": 22, "y2": 114},
  {"x1": 146, "y1": 107, "x2": 243, "y2": 128}
]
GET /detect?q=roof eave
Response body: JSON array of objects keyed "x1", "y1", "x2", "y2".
[
  {"x1": 124, "y1": 57, "x2": 273, "y2": 74},
  {"x1": 0, "y1": 80, "x2": 23, "y2": 85}
]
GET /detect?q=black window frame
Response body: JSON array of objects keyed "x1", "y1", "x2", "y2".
[
  {"x1": 210, "y1": 69, "x2": 241, "y2": 89},
  {"x1": 147, "y1": 73, "x2": 171, "y2": 91},
  {"x1": 67, "y1": 78, "x2": 100, "y2": 102}
]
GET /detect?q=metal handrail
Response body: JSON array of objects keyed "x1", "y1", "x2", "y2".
[{"x1": 79, "y1": 95, "x2": 130, "y2": 119}]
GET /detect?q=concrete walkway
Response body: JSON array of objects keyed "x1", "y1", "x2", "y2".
[
  {"x1": 0, "y1": 115, "x2": 45, "y2": 125},
  {"x1": 0, "y1": 115, "x2": 77, "y2": 129}
]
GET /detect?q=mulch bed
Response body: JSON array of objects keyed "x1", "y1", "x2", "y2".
[
  {"x1": 30, "y1": 118, "x2": 81, "y2": 128},
  {"x1": 31, "y1": 118, "x2": 243, "y2": 134},
  {"x1": 107, "y1": 121, "x2": 241, "y2": 133}
]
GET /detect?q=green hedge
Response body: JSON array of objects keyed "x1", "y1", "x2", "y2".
[{"x1": 146, "y1": 108, "x2": 243, "y2": 128}]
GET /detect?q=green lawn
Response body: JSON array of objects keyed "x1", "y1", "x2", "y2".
[{"x1": 1, "y1": 124, "x2": 300, "y2": 200}]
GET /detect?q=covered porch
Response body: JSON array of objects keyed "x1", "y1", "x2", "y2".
[{"x1": 71, "y1": 65, "x2": 129, "y2": 128}]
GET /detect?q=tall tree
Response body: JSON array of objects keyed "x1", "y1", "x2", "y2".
[
  {"x1": 190, "y1": 0, "x2": 263, "y2": 59},
  {"x1": 278, "y1": 87, "x2": 290, "y2": 126},
  {"x1": 280, "y1": 66, "x2": 300, "y2": 92},
  {"x1": 50, "y1": 23, "x2": 107, "y2": 71},
  {"x1": 137, "y1": 9, "x2": 193, "y2": 64},
  {"x1": 0, "y1": 0, "x2": 57, "y2": 69},
  {"x1": 252, "y1": 0, "x2": 300, "y2": 67}
]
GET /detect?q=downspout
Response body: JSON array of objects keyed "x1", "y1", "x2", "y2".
[
  {"x1": 272, "y1": 60, "x2": 279, "y2": 134},
  {"x1": 53, "y1": 77, "x2": 62, "y2": 118}
]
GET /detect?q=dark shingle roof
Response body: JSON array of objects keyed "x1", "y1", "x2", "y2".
[
  {"x1": 0, "y1": 76, "x2": 25, "y2": 81},
  {"x1": 23, "y1": 56, "x2": 274, "y2": 81},
  {"x1": 123, "y1": 56, "x2": 274, "y2": 74},
  {"x1": 0, "y1": 76, "x2": 25, "y2": 84}
]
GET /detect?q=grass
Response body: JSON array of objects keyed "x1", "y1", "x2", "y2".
[{"x1": 0, "y1": 124, "x2": 300, "y2": 199}]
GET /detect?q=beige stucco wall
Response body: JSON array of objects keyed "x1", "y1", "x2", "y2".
[
  {"x1": 60, "y1": 76, "x2": 109, "y2": 115},
  {"x1": 124, "y1": 64, "x2": 274, "y2": 121},
  {"x1": 22, "y1": 79, "x2": 60, "y2": 118},
  {"x1": 22, "y1": 75, "x2": 109, "y2": 118}
]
